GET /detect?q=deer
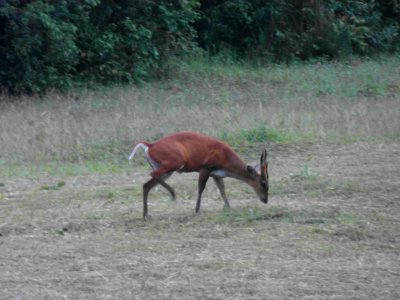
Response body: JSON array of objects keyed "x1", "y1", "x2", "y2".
[{"x1": 128, "y1": 131, "x2": 269, "y2": 219}]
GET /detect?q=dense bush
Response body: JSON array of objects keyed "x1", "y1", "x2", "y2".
[
  {"x1": 195, "y1": 0, "x2": 400, "y2": 61},
  {"x1": 0, "y1": 0, "x2": 81, "y2": 93},
  {"x1": 0, "y1": 0, "x2": 399, "y2": 94},
  {"x1": 0, "y1": 0, "x2": 198, "y2": 93}
]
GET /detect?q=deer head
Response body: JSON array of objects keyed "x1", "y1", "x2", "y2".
[{"x1": 247, "y1": 149, "x2": 269, "y2": 203}]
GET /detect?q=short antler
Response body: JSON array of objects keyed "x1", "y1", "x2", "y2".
[{"x1": 261, "y1": 149, "x2": 267, "y2": 165}]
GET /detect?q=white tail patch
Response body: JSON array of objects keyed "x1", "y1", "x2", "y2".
[
  {"x1": 129, "y1": 143, "x2": 160, "y2": 170},
  {"x1": 128, "y1": 143, "x2": 149, "y2": 160}
]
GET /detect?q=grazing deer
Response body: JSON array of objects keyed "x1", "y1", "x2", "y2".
[{"x1": 129, "y1": 132, "x2": 269, "y2": 219}]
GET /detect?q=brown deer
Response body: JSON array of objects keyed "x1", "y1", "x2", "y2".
[{"x1": 129, "y1": 132, "x2": 269, "y2": 218}]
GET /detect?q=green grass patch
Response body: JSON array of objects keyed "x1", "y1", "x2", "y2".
[
  {"x1": 210, "y1": 206, "x2": 360, "y2": 228},
  {"x1": 211, "y1": 207, "x2": 278, "y2": 223},
  {"x1": 338, "y1": 213, "x2": 361, "y2": 225},
  {"x1": 211, "y1": 207, "x2": 303, "y2": 224},
  {"x1": 1, "y1": 56, "x2": 398, "y2": 177},
  {"x1": 94, "y1": 187, "x2": 140, "y2": 205},
  {"x1": 40, "y1": 181, "x2": 65, "y2": 191},
  {"x1": 173, "y1": 55, "x2": 400, "y2": 99},
  {"x1": 218, "y1": 124, "x2": 300, "y2": 148},
  {"x1": 289, "y1": 165, "x2": 320, "y2": 180}
]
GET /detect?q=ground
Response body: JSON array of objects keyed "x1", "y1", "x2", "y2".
[{"x1": 1, "y1": 141, "x2": 399, "y2": 299}]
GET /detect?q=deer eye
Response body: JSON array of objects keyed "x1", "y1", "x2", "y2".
[{"x1": 261, "y1": 180, "x2": 267, "y2": 188}]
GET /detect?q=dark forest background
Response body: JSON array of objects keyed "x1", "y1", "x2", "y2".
[{"x1": 1, "y1": 0, "x2": 399, "y2": 94}]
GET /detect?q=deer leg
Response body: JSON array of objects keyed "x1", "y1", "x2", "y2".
[
  {"x1": 143, "y1": 178, "x2": 160, "y2": 219},
  {"x1": 157, "y1": 173, "x2": 176, "y2": 201},
  {"x1": 143, "y1": 168, "x2": 178, "y2": 219},
  {"x1": 195, "y1": 169, "x2": 210, "y2": 213},
  {"x1": 212, "y1": 177, "x2": 230, "y2": 209}
]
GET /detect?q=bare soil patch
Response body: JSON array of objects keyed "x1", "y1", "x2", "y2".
[{"x1": 1, "y1": 141, "x2": 399, "y2": 299}]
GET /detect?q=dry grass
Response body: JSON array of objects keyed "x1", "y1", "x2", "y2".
[
  {"x1": 0, "y1": 56, "x2": 400, "y2": 298},
  {"x1": 1, "y1": 141, "x2": 399, "y2": 299},
  {"x1": 1, "y1": 56, "x2": 399, "y2": 165}
]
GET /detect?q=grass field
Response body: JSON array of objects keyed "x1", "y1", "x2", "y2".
[
  {"x1": 1, "y1": 56, "x2": 399, "y2": 172},
  {"x1": 0, "y1": 56, "x2": 399, "y2": 299}
]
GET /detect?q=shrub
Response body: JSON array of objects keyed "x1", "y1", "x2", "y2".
[
  {"x1": 195, "y1": 0, "x2": 400, "y2": 61},
  {"x1": 0, "y1": 0, "x2": 199, "y2": 94},
  {"x1": 0, "y1": 0, "x2": 81, "y2": 93},
  {"x1": 1, "y1": 0, "x2": 399, "y2": 94}
]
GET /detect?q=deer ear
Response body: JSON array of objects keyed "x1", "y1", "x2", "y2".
[{"x1": 247, "y1": 165, "x2": 259, "y2": 178}]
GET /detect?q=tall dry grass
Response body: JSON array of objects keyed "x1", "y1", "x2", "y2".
[{"x1": 0, "y1": 57, "x2": 399, "y2": 164}]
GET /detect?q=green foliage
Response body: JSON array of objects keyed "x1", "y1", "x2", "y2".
[
  {"x1": 0, "y1": 0, "x2": 81, "y2": 93},
  {"x1": 0, "y1": 0, "x2": 399, "y2": 93},
  {"x1": 195, "y1": 0, "x2": 400, "y2": 61},
  {"x1": 0, "y1": 0, "x2": 199, "y2": 93},
  {"x1": 76, "y1": 0, "x2": 199, "y2": 85}
]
